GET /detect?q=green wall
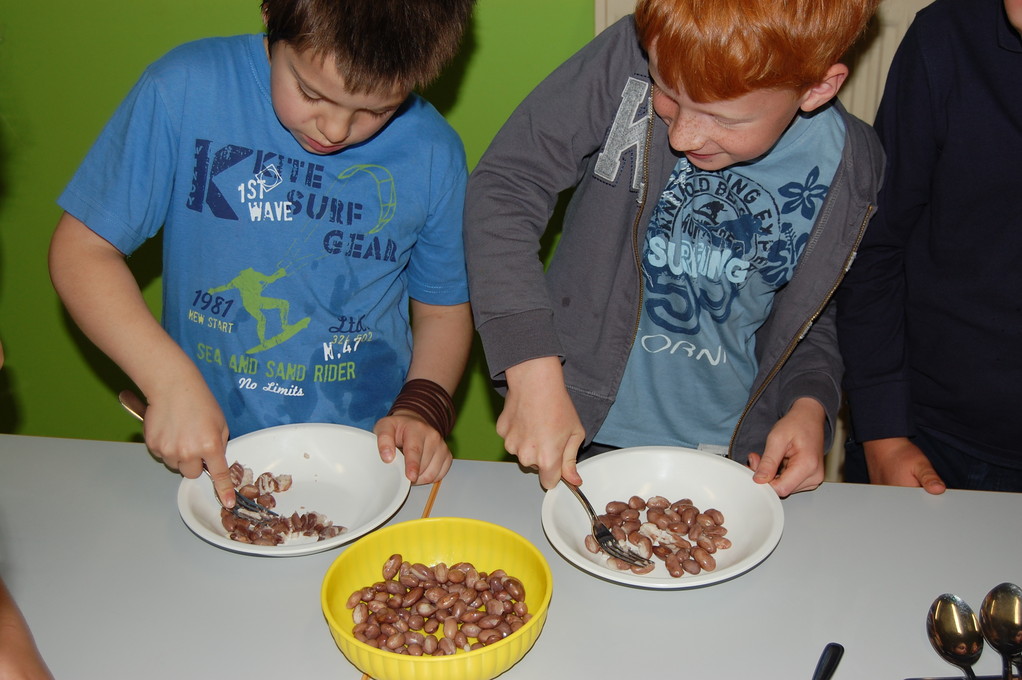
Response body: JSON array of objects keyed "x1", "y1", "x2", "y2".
[{"x1": 0, "y1": 0, "x2": 594, "y2": 459}]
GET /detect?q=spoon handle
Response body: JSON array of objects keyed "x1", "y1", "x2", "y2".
[{"x1": 811, "y1": 642, "x2": 844, "y2": 680}]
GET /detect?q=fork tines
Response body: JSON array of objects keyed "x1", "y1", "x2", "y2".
[
  {"x1": 594, "y1": 521, "x2": 653, "y2": 568},
  {"x1": 234, "y1": 493, "x2": 279, "y2": 518}
]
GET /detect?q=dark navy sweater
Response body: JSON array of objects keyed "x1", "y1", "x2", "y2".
[{"x1": 836, "y1": 0, "x2": 1022, "y2": 464}]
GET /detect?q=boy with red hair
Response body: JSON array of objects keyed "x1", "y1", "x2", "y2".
[{"x1": 464, "y1": 0, "x2": 883, "y2": 496}]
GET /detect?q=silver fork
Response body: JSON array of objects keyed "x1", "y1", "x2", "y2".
[{"x1": 563, "y1": 480, "x2": 653, "y2": 569}]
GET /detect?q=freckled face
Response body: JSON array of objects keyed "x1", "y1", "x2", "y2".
[
  {"x1": 648, "y1": 52, "x2": 807, "y2": 171},
  {"x1": 267, "y1": 41, "x2": 408, "y2": 155}
]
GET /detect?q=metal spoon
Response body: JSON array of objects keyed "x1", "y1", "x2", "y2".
[
  {"x1": 811, "y1": 642, "x2": 844, "y2": 680},
  {"x1": 927, "y1": 593, "x2": 984, "y2": 680},
  {"x1": 980, "y1": 582, "x2": 1022, "y2": 680}
]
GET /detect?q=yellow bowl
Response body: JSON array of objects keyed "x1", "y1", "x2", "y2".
[{"x1": 321, "y1": 517, "x2": 553, "y2": 680}]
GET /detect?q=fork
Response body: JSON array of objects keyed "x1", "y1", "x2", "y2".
[
  {"x1": 116, "y1": 390, "x2": 277, "y2": 521},
  {"x1": 563, "y1": 480, "x2": 653, "y2": 569}
]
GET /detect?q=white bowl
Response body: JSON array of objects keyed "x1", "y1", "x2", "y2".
[
  {"x1": 541, "y1": 446, "x2": 783, "y2": 588},
  {"x1": 178, "y1": 423, "x2": 410, "y2": 556}
]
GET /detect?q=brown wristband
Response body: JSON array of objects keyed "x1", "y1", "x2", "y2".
[{"x1": 387, "y1": 378, "x2": 456, "y2": 439}]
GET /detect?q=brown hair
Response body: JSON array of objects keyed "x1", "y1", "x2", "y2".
[
  {"x1": 635, "y1": 0, "x2": 880, "y2": 102},
  {"x1": 262, "y1": 0, "x2": 475, "y2": 94}
]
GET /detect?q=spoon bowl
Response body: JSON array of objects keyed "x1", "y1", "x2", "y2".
[
  {"x1": 927, "y1": 593, "x2": 984, "y2": 680},
  {"x1": 980, "y1": 582, "x2": 1022, "y2": 680}
]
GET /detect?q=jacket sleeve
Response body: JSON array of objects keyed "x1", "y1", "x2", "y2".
[
  {"x1": 780, "y1": 301, "x2": 844, "y2": 447},
  {"x1": 835, "y1": 16, "x2": 938, "y2": 442},
  {"x1": 463, "y1": 18, "x2": 642, "y2": 381}
]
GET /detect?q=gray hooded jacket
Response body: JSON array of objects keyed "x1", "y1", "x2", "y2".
[{"x1": 464, "y1": 16, "x2": 884, "y2": 462}]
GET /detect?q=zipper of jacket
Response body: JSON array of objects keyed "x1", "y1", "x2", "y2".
[
  {"x1": 629, "y1": 93, "x2": 656, "y2": 342},
  {"x1": 726, "y1": 203, "x2": 875, "y2": 460}
]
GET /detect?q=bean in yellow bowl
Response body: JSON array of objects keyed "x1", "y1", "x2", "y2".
[{"x1": 321, "y1": 517, "x2": 552, "y2": 680}]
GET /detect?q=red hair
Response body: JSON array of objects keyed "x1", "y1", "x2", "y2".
[{"x1": 635, "y1": 0, "x2": 880, "y2": 102}]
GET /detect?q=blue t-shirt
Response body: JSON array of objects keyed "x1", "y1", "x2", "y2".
[
  {"x1": 595, "y1": 108, "x2": 845, "y2": 449},
  {"x1": 58, "y1": 35, "x2": 469, "y2": 437}
]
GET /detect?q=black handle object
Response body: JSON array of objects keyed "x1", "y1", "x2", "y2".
[{"x1": 811, "y1": 642, "x2": 845, "y2": 680}]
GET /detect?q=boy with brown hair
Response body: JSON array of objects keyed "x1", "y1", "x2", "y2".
[
  {"x1": 50, "y1": 0, "x2": 475, "y2": 505},
  {"x1": 464, "y1": 0, "x2": 883, "y2": 496}
]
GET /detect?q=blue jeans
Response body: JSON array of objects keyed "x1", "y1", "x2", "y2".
[{"x1": 843, "y1": 426, "x2": 1022, "y2": 492}]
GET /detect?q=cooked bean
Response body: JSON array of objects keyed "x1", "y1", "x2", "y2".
[
  {"x1": 422, "y1": 635, "x2": 438, "y2": 654},
  {"x1": 692, "y1": 546, "x2": 716, "y2": 571},
  {"x1": 620, "y1": 507, "x2": 640, "y2": 521},
  {"x1": 503, "y1": 577, "x2": 525, "y2": 602},
  {"x1": 383, "y1": 554, "x2": 402, "y2": 580},
  {"x1": 631, "y1": 561, "x2": 655, "y2": 575},
  {"x1": 478, "y1": 629, "x2": 503, "y2": 645},
  {"x1": 696, "y1": 534, "x2": 716, "y2": 553}
]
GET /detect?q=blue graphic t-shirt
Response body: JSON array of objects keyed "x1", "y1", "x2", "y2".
[
  {"x1": 58, "y1": 35, "x2": 469, "y2": 437},
  {"x1": 595, "y1": 108, "x2": 845, "y2": 449}
]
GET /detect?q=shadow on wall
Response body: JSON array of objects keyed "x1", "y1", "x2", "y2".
[
  {"x1": 52, "y1": 231, "x2": 164, "y2": 439},
  {"x1": 421, "y1": 14, "x2": 477, "y2": 117},
  {"x1": 0, "y1": 122, "x2": 19, "y2": 434}
]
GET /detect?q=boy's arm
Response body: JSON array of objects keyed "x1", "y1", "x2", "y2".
[
  {"x1": 0, "y1": 578, "x2": 53, "y2": 680},
  {"x1": 464, "y1": 21, "x2": 641, "y2": 484},
  {"x1": 835, "y1": 19, "x2": 936, "y2": 449},
  {"x1": 373, "y1": 300, "x2": 473, "y2": 484},
  {"x1": 499, "y1": 357, "x2": 585, "y2": 490},
  {"x1": 465, "y1": 19, "x2": 638, "y2": 380},
  {"x1": 745, "y1": 302, "x2": 843, "y2": 497},
  {"x1": 48, "y1": 213, "x2": 236, "y2": 506},
  {"x1": 861, "y1": 437, "x2": 946, "y2": 494},
  {"x1": 747, "y1": 397, "x2": 827, "y2": 497}
]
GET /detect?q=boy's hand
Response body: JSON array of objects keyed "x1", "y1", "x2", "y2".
[
  {"x1": 499, "y1": 357, "x2": 585, "y2": 490},
  {"x1": 141, "y1": 383, "x2": 234, "y2": 507},
  {"x1": 374, "y1": 412, "x2": 453, "y2": 485},
  {"x1": 862, "y1": 437, "x2": 946, "y2": 494},
  {"x1": 746, "y1": 397, "x2": 826, "y2": 497}
]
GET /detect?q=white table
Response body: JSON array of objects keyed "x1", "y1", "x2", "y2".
[{"x1": 1, "y1": 433, "x2": 1019, "y2": 679}]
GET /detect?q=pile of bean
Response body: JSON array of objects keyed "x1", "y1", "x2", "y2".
[
  {"x1": 219, "y1": 461, "x2": 345, "y2": 545},
  {"x1": 587, "y1": 495, "x2": 731, "y2": 578},
  {"x1": 346, "y1": 554, "x2": 532, "y2": 655}
]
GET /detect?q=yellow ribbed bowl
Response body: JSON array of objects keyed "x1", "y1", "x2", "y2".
[{"x1": 321, "y1": 517, "x2": 552, "y2": 680}]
